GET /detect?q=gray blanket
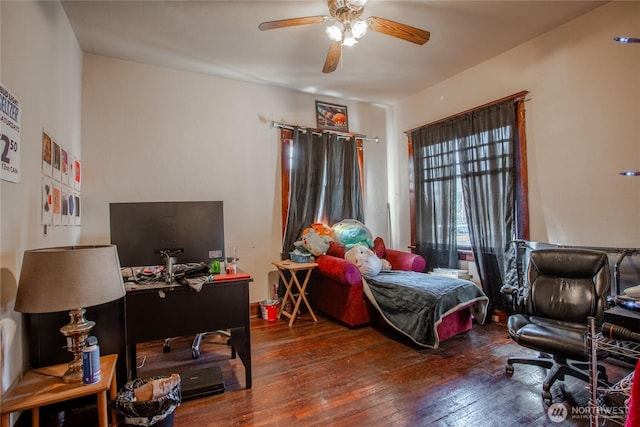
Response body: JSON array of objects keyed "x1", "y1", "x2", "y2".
[{"x1": 363, "y1": 271, "x2": 489, "y2": 349}]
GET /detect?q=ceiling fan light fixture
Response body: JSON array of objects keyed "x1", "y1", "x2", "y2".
[
  {"x1": 342, "y1": 28, "x2": 358, "y2": 47},
  {"x1": 349, "y1": 0, "x2": 368, "y2": 7},
  {"x1": 326, "y1": 22, "x2": 344, "y2": 42},
  {"x1": 351, "y1": 19, "x2": 368, "y2": 38}
]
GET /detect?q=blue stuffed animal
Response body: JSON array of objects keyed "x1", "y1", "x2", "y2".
[{"x1": 332, "y1": 219, "x2": 373, "y2": 249}]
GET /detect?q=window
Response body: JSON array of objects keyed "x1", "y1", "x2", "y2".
[
  {"x1": 279, "y1": 127, "x2": 365, "y2": 257},
  {"x1": 455, "y1": 153, "x2": 470, "y2": 248},
  {"x1": 408, "y1": 92, "x2": 529, "y2": 310}
]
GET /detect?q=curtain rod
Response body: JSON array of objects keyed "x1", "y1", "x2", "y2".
[
  {"x1": 404, "y1": 90, "x2": 530, "y2": 136},
  {"x1": 270, "y1": 121, "x2": 379, "y2": 143}
]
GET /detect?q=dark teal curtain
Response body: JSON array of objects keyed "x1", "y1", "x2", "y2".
[
  {"x1": 411, "y1": 124, "x2": 458, "y2": 271},
  {"x1": 282, "y1": 128, "x2": 363, "y2": 257},
  {"x1": 411, "y1": 99, "x2": 521, "y2": 310}
]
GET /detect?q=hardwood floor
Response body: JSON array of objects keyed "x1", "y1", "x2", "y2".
[
  {"x1": 30, "y1": 313, "x2": 633, "y2": 427},
  {"x1": 134, "y1": 314, "x2": 632, "y2": 427}
]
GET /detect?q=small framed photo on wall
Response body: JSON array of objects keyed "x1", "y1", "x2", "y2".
[{"x1": 316, "y1": 101, "x2": 348, "y2": 132}]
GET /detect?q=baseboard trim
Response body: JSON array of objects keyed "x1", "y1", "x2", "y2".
[
  {"x1": 250, "y1": 301, "x2": 261, "y2": 318},
  {"x1": 491, "y1": 309, "x2": 508, "y2": 325}
]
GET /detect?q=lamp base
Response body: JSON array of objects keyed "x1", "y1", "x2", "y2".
[
  {"x1": 60, "y1": 308, "x2": 95, "y2": 383},
  {"x1": 62, "y1": 365, "x2": 84, "y2": 384}
]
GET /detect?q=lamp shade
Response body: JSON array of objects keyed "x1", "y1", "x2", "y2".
[{"x1": 15, "y1": 245, "x2": 125, "y2": 314}]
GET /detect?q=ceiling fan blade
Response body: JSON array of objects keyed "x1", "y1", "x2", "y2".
[
  {"x1": 367, "y1": 16, "x2": 430, "y2": 45},
  {"x1": 258, "y1": 16, "x2": 327, "y2": 31},
  {"x1": 322, "y1": 41, "x2": 342, "y2": 73}
]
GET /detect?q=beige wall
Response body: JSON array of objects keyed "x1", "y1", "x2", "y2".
[
  {"x1": 0, "y1": 0, "x2": 83, "y2": 412},
  {"x1": 391, "y1": 1, "x2": 640, "y2": 251},
  {"x1": 79, "y1": 55, "x2": 389, "y2": 305}
]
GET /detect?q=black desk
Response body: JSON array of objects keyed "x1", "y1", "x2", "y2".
[{"x1": 124, "y1": 276, "x2": 252, "y2": 388}]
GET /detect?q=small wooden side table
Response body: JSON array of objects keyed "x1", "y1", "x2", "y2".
[
  {"x1": 1, "y1": 354, "x2": 118, "y2": 427},
  {"x1": 272, "y1": 260, "x2": 318, "y2": 326}
]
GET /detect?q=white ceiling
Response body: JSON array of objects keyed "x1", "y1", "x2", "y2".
[{"x1": 61, "y1": 0, "x2": 606, "y2": 105}]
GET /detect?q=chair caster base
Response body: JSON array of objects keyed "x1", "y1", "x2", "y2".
[{"x1": 505, "y1": 364, "x2": 514, "y2": 377}]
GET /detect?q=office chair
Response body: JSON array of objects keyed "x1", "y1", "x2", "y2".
[
  {"x1": 164, "y1": 331, "x2": 231, "y2": 359},
  {"x1": 505, "y1": 247, "x2": 611, "y2": 403},
  {"x1": 162, "y1": 262, "x2": 233, "y2": 359}
]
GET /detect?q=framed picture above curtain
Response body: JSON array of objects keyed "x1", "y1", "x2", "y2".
[{"x1": 316, "y1": 101, "x2": 348, "y2": 132}]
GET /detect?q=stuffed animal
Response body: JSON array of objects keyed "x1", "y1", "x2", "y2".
[
  {"x1": 308, "y1": 222, "x2": 334, "y2": 239},
  {"x1": 332, "y1": 219, "x2": 373, "y2": 249},
  {"x1": 344, "y1": 245, "x2": 392, "y2": 276},
  {"x1": 294, "y1": 226, "x2": 333, "y2": 256}
]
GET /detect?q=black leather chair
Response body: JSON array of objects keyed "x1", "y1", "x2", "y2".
[{"x1": 505, "y1": 247, "x2": 611, "y2": 402}]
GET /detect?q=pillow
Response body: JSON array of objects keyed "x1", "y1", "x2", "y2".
[
  {"x1": 373, "y1": 237, "x2": 386, "y2": 258},
  {"x1": 327, "y1": 240, "x2": 346, "y2": 258}
]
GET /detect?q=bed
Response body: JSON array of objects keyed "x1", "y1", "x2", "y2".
[{"x1": 363, "y1": 271, "x2": 489, "y2": 349}]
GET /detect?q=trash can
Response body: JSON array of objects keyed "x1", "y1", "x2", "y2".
[
  {"x1": 113, "y1": 374, "x2": 181, "y2": 427},
  {"x1": 260, "y1": 299, "x2": 279, "y2": 321}
]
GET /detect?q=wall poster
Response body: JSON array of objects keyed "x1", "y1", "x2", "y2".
[
  {"x1": 52, "y1": 183, "x2": 61, "y2": 226},
  {"x1": 73, "y1": 157, "x2": 81, "y2": 190},
  {"x1": 42, "y1": 130, "x2": 52, "y2": 176},
  {"x1": 316, "y1": 100, "x2": 349, "y2": 132},
  {"x1": 61, "y1": 146, "x2": 69, "y2": 185},
  {"x1": 42, "y1": 180, "x2": 53, "y2": 225},
  {"x1": 40, "y1": 127, "x2": 81, "y2": 228},
  {"x1": 52, "y1": 139, "x2": 61, "y2": 182},
  {"x1": 1, "y1": 83, "x2": 21, "y2": 183}
]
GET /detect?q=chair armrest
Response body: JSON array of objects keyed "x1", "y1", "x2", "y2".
[
  {"x1": 500, "y1": 284, "x2": 518, "y2": 296},
  {"x1": 501, "y1": 283, "x2": 525, "y2": 313},
  {"x1": 384, "y1": 249, "x2": 426, "y2": 272},
  {"x1": 315, "y1": 254, "x2": 362, "y2": 286}
]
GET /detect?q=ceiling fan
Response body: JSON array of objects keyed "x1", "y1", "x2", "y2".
[{"x1": 258, "y1": 0, "x2": 430, "y2": 73}]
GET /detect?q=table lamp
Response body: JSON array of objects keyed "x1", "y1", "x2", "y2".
[{"x1": 15, "y1": 245, "x2": 125, "y2": 383}]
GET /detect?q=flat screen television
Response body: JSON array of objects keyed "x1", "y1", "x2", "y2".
[{"x1": 109, "y1": 201, "x2": 225, "y2": 267}]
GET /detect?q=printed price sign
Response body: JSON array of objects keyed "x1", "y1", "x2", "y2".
[{"x1": 1, "y1": 83, "x2": 20, "y2": 183}]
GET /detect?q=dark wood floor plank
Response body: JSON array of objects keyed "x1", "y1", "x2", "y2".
[
  {"x1": 29, "y1": 313, "x2": 633, "y2": 427},
  {"x1": 130, "y1": 314, "x2": 632, "y2": 427}
]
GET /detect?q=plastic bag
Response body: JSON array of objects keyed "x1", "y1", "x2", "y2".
[
  {"x1": 113, "y1": 375, "x2": 181, "y2": 426},
  {"x1": 332, "y1": 219, "x2": 373, "y2": 249}
]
